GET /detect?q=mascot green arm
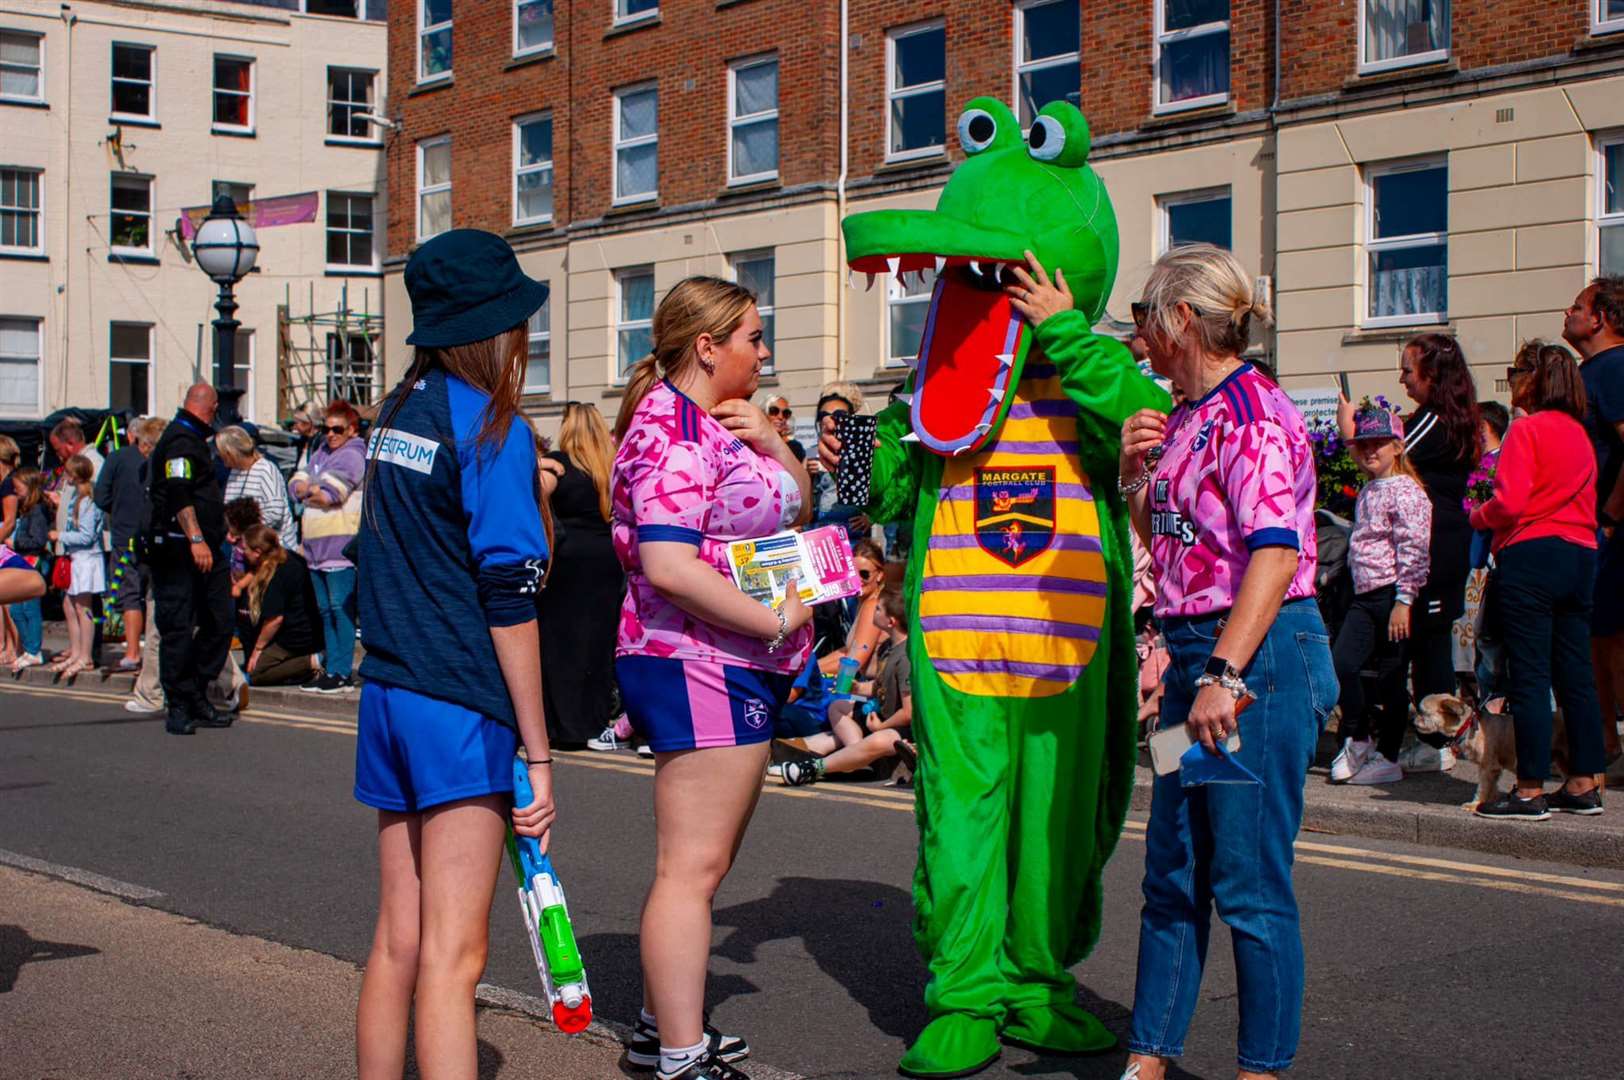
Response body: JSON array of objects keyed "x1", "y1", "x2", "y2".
[
  {"x1": 1035, "y1": 309, "x2": 1173, "y2": 483},
  {"x1": 863, "y1": 396, "x2": 924, "y2": 526}
]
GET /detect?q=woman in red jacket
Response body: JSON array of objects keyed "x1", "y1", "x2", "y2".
[{"x1": 1470, "y1": 342, "x2": 1608, "y2": 820}]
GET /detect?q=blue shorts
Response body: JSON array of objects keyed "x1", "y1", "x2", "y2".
[
  {"x1": 0, "y1": 548, "x2": 31, "y2": 572},
  {"x1": 616, "y1": 655, "x2": 795, "y2": 752},
  {"x1": 354, "y1": 681, "x2": 518, "y2": 813}
]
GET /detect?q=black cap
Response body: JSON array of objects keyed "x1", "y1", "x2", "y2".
[{"x1": 404, "y1": 229, "x2": 549, "y2": 348}]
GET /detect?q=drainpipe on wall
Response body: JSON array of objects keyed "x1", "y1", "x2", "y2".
[
  {"x1": 836, "y1": 0, "x2": 848, "y2": 382},
  {"x1": 59, "y1": 3, "x2": 76, "y2": 410}
]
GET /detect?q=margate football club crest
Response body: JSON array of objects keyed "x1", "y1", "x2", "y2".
[{"x1": 974, "y1": 466, "x2": 1056, "y2": 568}]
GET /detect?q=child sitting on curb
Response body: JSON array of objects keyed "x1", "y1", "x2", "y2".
[{"x1": 778, "y1": 583, "x2": 915, "y2": 786}]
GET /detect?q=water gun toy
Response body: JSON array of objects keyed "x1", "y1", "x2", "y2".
[{"x1": 506, "y1": 756, "x2": 592, "y2": 1033}]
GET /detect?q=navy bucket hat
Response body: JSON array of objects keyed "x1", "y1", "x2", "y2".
[{"x1": 404, "y1": 229, "x2": 549, "y2": 348}]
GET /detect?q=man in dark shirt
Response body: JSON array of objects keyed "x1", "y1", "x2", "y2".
[
  {"x1": 147, "y1": 384, "x2": 234, "y2": 736},
  {"x1": 1562, "y1": 276, "x2": 1624, "y2": 772},
  {"x1": 94, "y1": 419, "x2": 157, "y2": 669}
]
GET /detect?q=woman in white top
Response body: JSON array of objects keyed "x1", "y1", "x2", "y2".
[{"x1": 216, "y1": 427, "x2": 297, "y2": 549}]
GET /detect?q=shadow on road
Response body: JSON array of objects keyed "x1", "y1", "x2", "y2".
[
  {"x1": 0, "y1": 714, "x2": 165, "y2": 734},
  {"x1": 0, "y1": 924, "x2": 100, "y2": 993}
]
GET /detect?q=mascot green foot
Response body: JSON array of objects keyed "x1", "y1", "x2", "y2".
[
  {"x1": 1000, "y1": 1001, "x2": 1118, "y2": 1056},
  {"x1": 897, "y1": 1014, "x2": 1001, "y2": 1079}
]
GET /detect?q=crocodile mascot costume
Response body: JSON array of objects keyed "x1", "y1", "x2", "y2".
[{"x1": 840, "y1": 98, "x2": 1169, "y2": 1077}]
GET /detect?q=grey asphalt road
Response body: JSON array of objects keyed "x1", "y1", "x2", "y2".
[{"x1": 2, "y1": 681, "x2": 1621, "y2": 1080}]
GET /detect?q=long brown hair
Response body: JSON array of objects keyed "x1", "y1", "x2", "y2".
[
  {"x1": 367, "y1": 322, "x2": 529, "y2": 499},
  {"x1": 12, "y1": 466, "x2": 44, "y2": 514},
  {"x1": 241, "y1": 524, "x2": 289, "y2": 623},
  {"x1": 558, "y1": 402, "x2": 615, "y2": 522},
  {"x1": 63, "y1": 454, "x2": 94, "y2": 502},
  {"x1": 1404, "y1": 333, "x2": 1481, "y2": 468},
  {"x1": 613, "y1": 276, "x2": 757, "y2": 440},
  {"x1": 1517, "y1": 341, "x2": 1588, "y2": 423}
]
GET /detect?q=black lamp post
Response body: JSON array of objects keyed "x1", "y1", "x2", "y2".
[{"x1": 191, "y1": 193, "x2": 260, "y2": 427}]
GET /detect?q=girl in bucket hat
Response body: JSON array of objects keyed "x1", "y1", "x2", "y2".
[{"x1": 352, "y1": 229, "x2": 556, "y2": 1077}]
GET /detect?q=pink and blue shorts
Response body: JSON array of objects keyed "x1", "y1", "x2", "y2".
[
  {"x1": 0, "y1": 545, "x2": 31, "y2": 572},
  {"x1": 615, "y1": 655, "x2": 795, "y2": 752}
]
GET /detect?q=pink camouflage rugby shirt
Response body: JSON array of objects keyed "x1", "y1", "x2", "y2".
[
  {"x1": 612, "y1": 380, "x2": 811, "y2": 674},
  {"x1": 1147, "y1": 364, "x2": 1319, "y2": 620}
]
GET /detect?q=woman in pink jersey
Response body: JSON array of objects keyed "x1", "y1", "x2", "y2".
[
  {"x1": 610, "y1": 276, "x2": 813, "y2": 1080},
  {"x1": 1115, "y1": 245, "x2": 1337, "y2": 1080}
]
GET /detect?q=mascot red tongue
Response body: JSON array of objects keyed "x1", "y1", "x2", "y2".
[{"x1": 910, "y1": 281, "x2": 1023, "y2": 454}]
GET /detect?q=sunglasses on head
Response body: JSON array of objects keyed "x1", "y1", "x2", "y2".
[
  {"x1": 768, "y1": 405, "x2": 793, "y2": 418},
  {"x1": 1505, "y1": 366, "x2": 1533, "y2": 382}
]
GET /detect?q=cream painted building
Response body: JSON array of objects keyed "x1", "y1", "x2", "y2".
[{"x1": 0, "y1": 0, "x2": 386, "y2": 426}]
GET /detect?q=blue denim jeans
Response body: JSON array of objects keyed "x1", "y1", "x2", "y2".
[
  {"x1": 312, "y1": 567, "x2": 357, "y2": 678},
  {"x1": 1128, "y1": 598, "x2": 1337, "y2": 1074},
  {"x1": 10, "y1": 595, "x2": 43, "y2": 655}
]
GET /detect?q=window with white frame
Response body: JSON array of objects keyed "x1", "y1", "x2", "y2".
[
  {"x1": 729, "y1": 57, "x2": 779, "y2": 185},
  {"x1": 613, "y1": 83, "x2": 658, "y2": 204},
  {"x1": 0, "y1": 317, "x2": 40, "y2": 414},
  {"x1": 234, "y1": 328, "x2": 255, "y2": 420},
  {"x1": 111, "y1": 43, "x2": 154, "y2": 119},
  {"x1": 888, "y1": 267, "x2": 937, "y2": 367},
  {"x1": 212, "y1": 179, "x2": 253, "y2": 209},
  {"x1": 304, "y1": 0, "x2": 360, "y2": 15},
  {"x1": 1154, "y1": 0, "x2": 1229, "y2": 112},
  {"x1": 1160, "y1": 187, "x2": 1232, "y2": 252},
  {"x1": 212, "y1": 55, "x2": 254, "y2": 132},
  {"x1": 0, "y1": 167, "x2": 42, "y2": 255},
  {"x1": 0, "y1": 30, "x2": 43, "y2": 103},
  {"x1": 327, "y1": 67, "x2": 375, "y2": 139},
  {"x1": 109, "y1": 322, "x2": 152, "y2": 414},
  {"x1": 1601, "y1": 137, "x2": 1624, "y2": 276},
  {"x1": 526, "y1": 293, "x2": 550, "y2": 394},
  {"x1": 327, "y1": 192, "x2": 375, "y2": 270},
  {"x1": 887, "y1": 22, "x2": 946, "y2": 160},
  {"x1": 616, "y1": 267, "x2": 655, "y2": 378},
  {"x1": 515, "y1": 0, "x2": 553, "y2": 55},
  {"x1": 110, "y1": 173, "x2": 153, "y2": 255},
  {"x1": 1361, "y1": 0, "x2": 1449, "y2": 73},
  {"x1": 616, "y1": 0, "x2": 658, "y2": 25},
  {"x1": 1599, "y1": 0, "x2": 1624, "y2": 34},
  {"x1": 731, "y1": 250, "x2": 775, "y2": 371},
  {"x1": 514, "y1": 112, "x2": 554, "y2": 225},
  {"x1": 419, "y1": 0, "x2": 452, "y2": 82},
  {"x1": 1015, "y1": 0, "x2": 1079, "y2": 128},
  {"x1": 1365, "y1": 158, "x2": 1447, "y2": 326},
  {"x1": 417, "y1": 136, "x2": 451, "y2": 241}
]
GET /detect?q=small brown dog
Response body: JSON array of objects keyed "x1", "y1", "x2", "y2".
[{"x1": 1414, "y1": 693, "x2": 1570, "y2": 810}]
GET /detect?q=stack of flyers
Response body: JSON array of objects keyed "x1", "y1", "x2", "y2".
[{"x1": 727, "y1": 525, "x2": 863, "y2": 608}]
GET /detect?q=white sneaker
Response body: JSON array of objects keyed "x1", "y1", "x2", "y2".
[
  {"x1": 766, "y1": 762, "x2": 784, "y2": 778},
  {"x1": 636, "y1": 742, "x2": 654, "y2": 758},
  {"x1": 1329, "y1": 737, "x2": 1373, "y2": 783},
  {"x1": 10, "y1": 652, "x2": 41, "y2": 672},
  {"x1": 1398, "y1": 740, "x2": 1455, "y2": 773},
  {"x1": 1348, "y1": 753, "x2": 1404, "y2": 785},
  {"x1": 586, "y1": 726, "x2": 625, "y2": 752},
  {"x1": 124, "y1": 698, "x2": 164, "y2": 714}
]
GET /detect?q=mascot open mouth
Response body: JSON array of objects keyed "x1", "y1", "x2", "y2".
[{"x1": 847, "y1": 252, "x2": 1033, "y2": 457}]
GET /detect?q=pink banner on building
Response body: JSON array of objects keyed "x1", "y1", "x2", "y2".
[{"x1": 178, "y1": 191, "x2": 320, "y2": 239}]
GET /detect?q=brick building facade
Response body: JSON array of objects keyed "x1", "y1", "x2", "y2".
[{"x1": 379, "y1": 1, "x2": 1624, "y2": 435}]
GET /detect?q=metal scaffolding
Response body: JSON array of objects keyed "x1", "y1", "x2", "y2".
[{"x1": 276, "y1": 281, "x2": 384, "y2": 420}]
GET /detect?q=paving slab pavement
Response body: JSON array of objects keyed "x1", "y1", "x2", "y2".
[{"x1": 0, "y1": 864, "x2": 639, "y2": 1080}]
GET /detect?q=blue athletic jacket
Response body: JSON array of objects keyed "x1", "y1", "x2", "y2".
[{"x1": 355, "y1": 368, "x2": 549, "y2": 729}]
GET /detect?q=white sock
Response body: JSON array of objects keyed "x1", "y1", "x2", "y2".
[
  {"x1": 658, "y1": 1038, "x2": 707, "y2": 1077},
  {"x1": 640, "y1": 1007, "x2": 658, "y2": 1028}
]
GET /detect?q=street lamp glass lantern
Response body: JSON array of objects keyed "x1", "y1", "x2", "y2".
[{"x1": 193, "y1": 195, "x2": 260, "y2": 282}]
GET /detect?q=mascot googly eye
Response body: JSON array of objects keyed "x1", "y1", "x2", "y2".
[
  {"x1": 957, "y1": 108, "x2": 999, "y2": 155},
  {"x1": 1026, "y1": 115, "x2": 1066, "y2": 162}
]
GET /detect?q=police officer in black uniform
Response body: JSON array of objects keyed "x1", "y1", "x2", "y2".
[{"x1": 147, "y1": 383, "x2": 235, "y2": 736}]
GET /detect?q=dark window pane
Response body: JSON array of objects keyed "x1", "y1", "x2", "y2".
[
  {"x1": 1167, "y1": 195, "x2": 1232, "y2": 250},
  {"x1": 893, "y1": 27, "x2": 944, "y2": 88},
  {"x1": 112, "y1": 45, "x2": 150, "y2": 80},
  {"x1": 1022, "y1": 0, "x2": 1079, "y2": 62},
  {"x1": 111, "y1": 177, "x2": 148, "y2": 211},
  {"x1": 1372, "y1": 165, "x2": 1446, "y2": 237},
  {"x1": 1164, "y1": 0, "x2": 1229, "y2": 31},
  {"x1": 109, "y1": 361, "x2": 149, "y2": 413},
  {"x1": 113, "y1": 80, "x2": 150, "y2": 115},
  {"x1": 424, "y1": 0, "x2": 452, "y2": 24},
  {"x1": 891, "y1": 89, "x2": 945, "y2": 154},
  {"x1": 306, "y1": 0, "x2": 358, "y2": 15},
  {"x1": 1018, "y1": 63, "x2": 1080, "y2": 124},
  {"x1": 1604, "y1": 143, "x2": 1622, "y2": 217},
  {"x1": 1160, "y1": 32, "x2": 1229, "y2": 102}
]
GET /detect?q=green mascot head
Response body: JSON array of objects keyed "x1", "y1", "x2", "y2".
[{"x1": 843, "y1": 97, "x2": 1118, "y2": 456}]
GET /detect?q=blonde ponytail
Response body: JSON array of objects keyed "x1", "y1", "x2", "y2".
[
  {"x1": 612, "y1": 275, "x2": 758, "y2": 441},
  {"x1": 1141, "y1": 243, "x2": 1272, "y2": 357}
]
